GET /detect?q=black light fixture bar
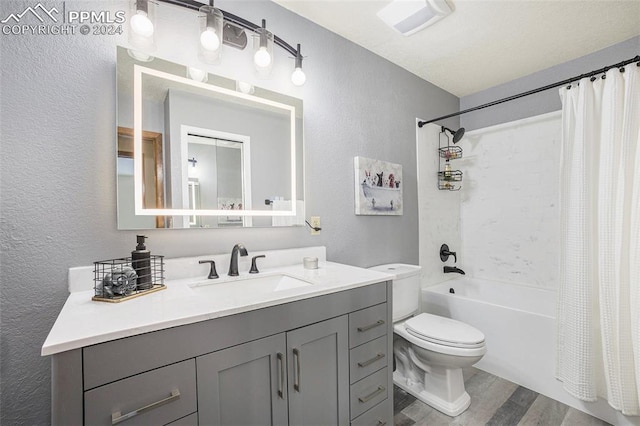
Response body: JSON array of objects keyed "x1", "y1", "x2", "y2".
[
  {"x1": 418, "y1": 55, "x2": 640, "y2": 128},
  {"x1": 156, "y1": 0, "x2": 299, "y2": 56}
]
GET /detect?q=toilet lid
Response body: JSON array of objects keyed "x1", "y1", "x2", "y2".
[{"x1": 405, "y1": 313, "x2": 485, "y2": 349}]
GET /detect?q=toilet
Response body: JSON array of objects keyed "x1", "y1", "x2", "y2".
[{"x1": 369, "y1": 264, "x2": 486, "y2": 417}]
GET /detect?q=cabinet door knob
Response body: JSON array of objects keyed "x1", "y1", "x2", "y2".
[{"x1": 111, "y1": 389, "x2": 180, "y2": 425}]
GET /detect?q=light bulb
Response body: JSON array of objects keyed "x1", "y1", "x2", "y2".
[
  {"x1": 291, "y1": 67, "x2": 306, "y2": 86},
  {"x1": 127, "y1": 48, "x2": 154, "y2": 62},
  {"x1": 236, "y1": 81, "x2": 255, "y2": 95},
  {"x1": 187, "y1": 67, "x2": 207, "y2": 83},
  {"x1": 200, "y1": 28, "x2": 220, "y2": 51},
  {"x1": 130, "y1": 10, "x2": 154, "y2": 38},
  {"x1": 254, "y1": 47, "x2": 272, "y2": 68}
]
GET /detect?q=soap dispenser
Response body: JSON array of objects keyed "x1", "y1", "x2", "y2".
[{"x1": 132, "y1": 235, "x2": 152, "y2": 290}]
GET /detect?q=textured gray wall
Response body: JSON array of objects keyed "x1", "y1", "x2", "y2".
[
  {"x1": 0, "y1": 0, "x2": 458, "y2": 423},
  {"x1": 460, "y1": 36, "x2": 640, "y2": 131}
]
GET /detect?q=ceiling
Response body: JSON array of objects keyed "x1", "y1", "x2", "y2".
[{"x1": 272, "y1": 0, "x2": 640, "y2": 97}]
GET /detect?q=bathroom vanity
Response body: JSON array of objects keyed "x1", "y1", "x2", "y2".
[{"x1": 44, "y1": 247, "x2": 394, "y2": 425}]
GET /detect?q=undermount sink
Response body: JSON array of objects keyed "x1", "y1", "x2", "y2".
[{"x1": 189, "y1": 273, "x2": 313, "y2": 299}]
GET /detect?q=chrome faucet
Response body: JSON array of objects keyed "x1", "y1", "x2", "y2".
[{"x1": 228, "y1": 243, "x2": 248, "y2": 276}]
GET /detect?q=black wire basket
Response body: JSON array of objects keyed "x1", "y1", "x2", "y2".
[
  {"x1": 93, "y1": 255, "x2": 165, "y2": 302},
  {"x1": 438, "y1": 146, "x2": 463, "y2": 160}
]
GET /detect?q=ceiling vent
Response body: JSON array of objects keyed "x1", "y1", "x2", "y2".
[{"x1": 377, "y1": 0, "x2": 453, "y2": 36}]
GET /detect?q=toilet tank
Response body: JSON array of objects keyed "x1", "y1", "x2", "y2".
[{"x1": 368, "y1": 264, "x2": 422, "y2": 322}]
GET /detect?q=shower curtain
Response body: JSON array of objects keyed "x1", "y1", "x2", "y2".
[{"x1": 556, "y1": 64, "x2": 640, "y2": 415}]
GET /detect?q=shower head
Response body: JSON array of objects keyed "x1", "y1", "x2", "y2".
[{"x1": 442, "y1": 126, "x2": 465, "y2": 144}]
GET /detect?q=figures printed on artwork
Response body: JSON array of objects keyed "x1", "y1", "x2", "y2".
[{"x1": 355, "y1": 156, "x2": 403, "y2": 215}]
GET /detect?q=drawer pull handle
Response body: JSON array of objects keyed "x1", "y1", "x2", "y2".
[
  {"x1": 277, "y1": 352, "x2": 285, "y2": 399},
  {"x1": 358, "y1": 385, "x2": 385, "y2": 403},
  {"x1": 358, "y1": 353, "x2": 385, "y2": 368},
  {"x1": 111, "y1": 389, "x2": 180, "y2": 425},
  {"x1": 377, "y1": 421, "x2": 387, "y2": 426},
  {"x1": 293, "y1": 348, "x2": 301, "y2": 392},
  {"x1": 357, "y1": 319, "x2": 385, "y2": 332}
]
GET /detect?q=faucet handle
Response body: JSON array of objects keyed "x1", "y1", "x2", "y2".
[
  {"x1": 249, "y1": 255, "x2": 266, "y2": 274},
  {"x1": 439, "y1": 244, "x2": 457, "y2": 263},
  {"x1": 199, "y1": 260, "x2": 219, "y2": 279}
]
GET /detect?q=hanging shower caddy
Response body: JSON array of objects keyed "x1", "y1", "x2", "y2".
[{"x1": 437, "y1": 127, "x2": 463, "y2": 191}]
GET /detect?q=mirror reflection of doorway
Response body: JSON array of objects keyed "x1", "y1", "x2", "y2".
[
  {"x1": 117, "y1": 127, "x2": 166, "y2": 228},
  {"x1": 186, "y1": 133, "x2": 247, "y2": 228}
]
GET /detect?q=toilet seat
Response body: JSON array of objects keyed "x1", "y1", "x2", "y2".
[
  {"x1": 405, "y1": 313, "x2": 485, "y2": 349},
  {"x1": 394, "y1": 314, "x2": 486, "y2": 357}
]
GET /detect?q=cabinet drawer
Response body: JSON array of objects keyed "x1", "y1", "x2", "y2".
[
  {"x1": 350, "y1": 335, "x2": 388, "y2": 384},
  {"x1": 166, "y1": 412, "x2": 198, "y2": 426},
  {"x1": 349, "y1": 303, "x2": 387, "y2": 348},
  {"x1": 84, "y1": 359, "x2": 197, "y2": 426},
  {"x1": 350, "y1": 367, "x2": 388, "y2": 419},
  {"x1": 350, "y1": 399, "x2": 391, "y2": 426}
]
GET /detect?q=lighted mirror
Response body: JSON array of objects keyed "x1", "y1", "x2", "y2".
[{"x1": 116, "y1": 46, "x2": 304, "y2": 229}]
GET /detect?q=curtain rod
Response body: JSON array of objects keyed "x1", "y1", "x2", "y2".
[{"x1": 418, "y1": 55, "x2": 640, "y2": 128}]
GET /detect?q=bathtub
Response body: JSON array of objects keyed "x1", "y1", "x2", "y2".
[
  {"x1": 421, "y1": 277, "x2": 637, "y2": 425},
  {"x1": 422, "y1": 278, "x2": 556, "y2": 398}
]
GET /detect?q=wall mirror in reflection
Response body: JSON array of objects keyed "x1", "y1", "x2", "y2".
[{"x1": 116, "y1": 46, "x2": 304, "y2": 229}]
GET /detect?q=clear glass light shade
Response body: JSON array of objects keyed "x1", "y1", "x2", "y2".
[
  {"x1": 199, "y1": 5, "x2": 223, "y2": 64},
  {"x1": 252, "y1": 27, "x2": 274, "y2": 76},
  {"x1": 129, "y1": 0, "x2": 155, "y2": 51},
  {"x1": 291, "y1": 67, "x2": 306, "y2": 86}
]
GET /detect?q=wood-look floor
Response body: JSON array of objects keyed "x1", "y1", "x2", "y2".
[{"x1": 393, "y1": 368, "x2": 612, "y2": 426}]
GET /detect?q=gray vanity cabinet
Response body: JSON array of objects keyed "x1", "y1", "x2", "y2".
[
  {"x1": 197, "y1": 333, "x2": 289, "y2": 425},
  {"x1": 50, "y1": 281, "x2": 392, "y2": 426},
  {"x1": 287, "y1": 315, "x2": 349, "y2": 425},
  {"x1": 197, "y1": 315, "x2": 349, "y2": 426}
]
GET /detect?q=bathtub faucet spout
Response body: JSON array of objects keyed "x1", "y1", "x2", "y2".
[{"x1": 444, "y1": 266, "x2": 465, "y2": 275}]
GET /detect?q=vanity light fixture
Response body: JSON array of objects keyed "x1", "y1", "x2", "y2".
[
  {"x1": 129, "y1": 0, "x2": 307, "y2": 86},
  {"x1": 198, "y1": 3, "x2": 223, "y2": 64},
  {"x1": 253, "y1": 19, "x2": 274, "y2": 73},
  {"x1": 129, "y1": 0, "x2": 156, "y2": 50},
  {"x1": 291, "y1": 44, "x2": 306, "y2": 87}
]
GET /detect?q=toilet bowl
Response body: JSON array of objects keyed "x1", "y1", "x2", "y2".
[{"x1": 368, "y1": 264, "x2": 486, "y2": 417}]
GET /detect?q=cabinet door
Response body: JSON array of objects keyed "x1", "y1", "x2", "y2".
[
  {"x1": 287, "y1": 315, "x2": 349, "y2": 426},
  {"x1": 197, "y1": 333, "x2": 288, "y2": 425}
]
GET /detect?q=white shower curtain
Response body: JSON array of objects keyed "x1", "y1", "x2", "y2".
[{"x1": 556, "y1": 64, "x2": 640, "y2": 416}]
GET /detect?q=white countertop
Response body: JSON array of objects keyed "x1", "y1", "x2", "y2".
[{"x1": 42, "y1": 254, "x2": 394, "y2": 356}]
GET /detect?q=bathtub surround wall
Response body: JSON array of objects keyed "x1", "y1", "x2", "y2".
[
  {"x1": 0, "y1": 0, "x2": 458, "y2": 423},
  {"x1": 460, "y1": 112, "x2": 561, "y2": 288}
]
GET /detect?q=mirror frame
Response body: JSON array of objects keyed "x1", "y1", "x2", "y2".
[{"x1": 133, "y1": 64, "x2": 299, "y2": 218}]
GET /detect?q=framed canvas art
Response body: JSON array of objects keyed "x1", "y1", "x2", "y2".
[{"x1": 354, "y1": 156, "x2": 403, "y2": 215}]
